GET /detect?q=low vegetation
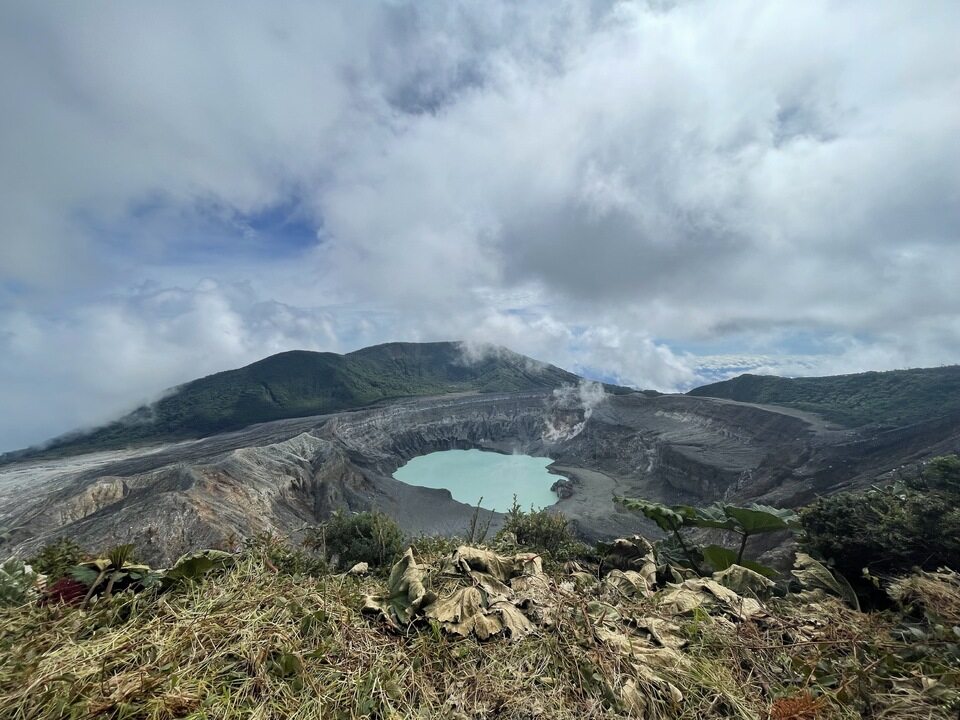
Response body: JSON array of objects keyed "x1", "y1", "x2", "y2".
[
  {"x1": 0, "y1": 532, "x2": 956, "y2": 719},
  {"x1": 496, "y1": 497, "x2": 588, "y2": 561},
  {"x1": 304, "y1": 510, "x2": 405, "y2": 571},
  {"x1": 0, "y1": 558, "x2": 37, "y2": 606},
  {"x1": 800, "y1": 454, "x2": 960, "y2": 586},
  {"x1": 27, "y1": 537, "x2": 87, "y2": 581},
  {"x1": 2, "y1": 460, "x2": 959, "y2": 718}
]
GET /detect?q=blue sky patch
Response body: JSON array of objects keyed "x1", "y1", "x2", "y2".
[{"x1": 79, "y1": 195, "x2": 321, "y2": 266}]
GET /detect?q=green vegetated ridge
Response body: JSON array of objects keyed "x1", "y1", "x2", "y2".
[
  {"x1": 27, "y1": 342, "x2": 582, "y2": 457},
  {"x1": 688, "y1": 364, "x2": 960, "y2": 428}
]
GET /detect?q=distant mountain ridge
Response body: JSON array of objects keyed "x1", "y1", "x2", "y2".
[
  {"x1": 12, "y1": 345, "x2": 960, "y2": 459},
  {"x1": 13, "y1": 342, "x2": 582, "y2": 457},
  {"x1": 688, "y1": 365, "x2": 960, "y2": 428}
]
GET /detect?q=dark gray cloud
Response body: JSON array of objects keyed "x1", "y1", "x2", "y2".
[{"x1": 1, "y1": 0, "x2": 959, "y2": 450}]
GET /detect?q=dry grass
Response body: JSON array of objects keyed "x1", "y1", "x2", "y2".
[
  {"x1": 0, "y1": 547, "x2": 957, "y2": 720},
  {"x1": 889, "y1": 568, "x2": 960, "y2": 626},
  {"x1": 769, "y1": 693, "x2": 824, "y2": 720}
]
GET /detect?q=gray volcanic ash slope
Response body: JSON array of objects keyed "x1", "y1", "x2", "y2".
[{"x1": 2, "y1": 345, "x2": 959, "y2": 565}]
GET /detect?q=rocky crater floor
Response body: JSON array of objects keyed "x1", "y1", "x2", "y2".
[{"x1": 3, "y1": 388, "x2": 959, "y2": 565}]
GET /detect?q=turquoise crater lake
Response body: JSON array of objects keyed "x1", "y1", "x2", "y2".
[{"x1": 392, "y1": 449, "x2": 563, "y2": 512}]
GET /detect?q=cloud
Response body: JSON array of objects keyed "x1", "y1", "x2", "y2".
[
  {"x1": 1, "y1": 0, "x2": 959, "y2": 450},
  {"x1": 316, "y1": 0, "x2": 960, "y2": 330},
  {"x1": 0, "y1": 281, "x2": 353, "y2": 449}
]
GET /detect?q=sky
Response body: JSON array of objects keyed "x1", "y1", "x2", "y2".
[{"x1": 1, "y1": 1, "x2": 959, "y2": 452}]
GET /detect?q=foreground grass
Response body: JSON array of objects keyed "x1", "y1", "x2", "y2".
[{"x1": 1, "y1": 548, "x2": 956, "y2": 719}]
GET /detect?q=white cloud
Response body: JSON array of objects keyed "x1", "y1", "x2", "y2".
[
  {"x1": 0, "y1": 281, "x2": 347, "y2": 449},
  {"x1": 1, "y1": 0, "x2": 959, "y2": 450}
]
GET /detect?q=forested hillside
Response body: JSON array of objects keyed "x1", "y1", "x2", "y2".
[
  {"x1": 689, "y1": 365, "x2": 960, "y2": 427},
  {"x1": 18, "y1": 343, "x2": 579, "y2": 457}
]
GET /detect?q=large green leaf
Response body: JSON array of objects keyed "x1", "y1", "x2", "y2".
[
  {"x1": 688, "y1": 503, "x2": 737, "y2": 530},
  {"x1": 615, "y1": 498, "x2": 686, "y2": 533},
  {"x1": 702, "y1": 545, "x2": 777, "y2": 578},
  {"x1": 165, "y1": 549, "x2": 234, "y2": 584},
  {"x1": 722, "y1": 505, "x2": 798, "y2": 535},
  {"x1": 701, "y1": 545, "x2": 738, "y2": 571},
  {"x1": 68, "y1": 565, "x2": 100, "y2": 586}
]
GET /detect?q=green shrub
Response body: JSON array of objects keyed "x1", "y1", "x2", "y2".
[
  {"x1": 28, "y1": 538, "x2": 87, "y2": 581},
  {"x1": 496, "y1": 499, "x2": 585, "y2": 560},
  {"x1": 923, "y1": 454, "x2": 960, "y2": 491},
  {"x1": 304, "y1": 511, "x2": 405, "y2": 570},
  {"x1": 0, "y1": 559, "x2": 37, "y2": 607},
  {"x1": 801, "y1": 455, "x2": 960, "y2": 579}
]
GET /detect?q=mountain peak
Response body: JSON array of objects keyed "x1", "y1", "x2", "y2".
[{"x1": 19, "y1": 342, "x2": 579, "y2": 458}]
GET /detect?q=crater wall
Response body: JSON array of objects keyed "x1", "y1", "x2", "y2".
[{"x1": 4, "y1": 389, "x2": 943, "y2": 565}]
